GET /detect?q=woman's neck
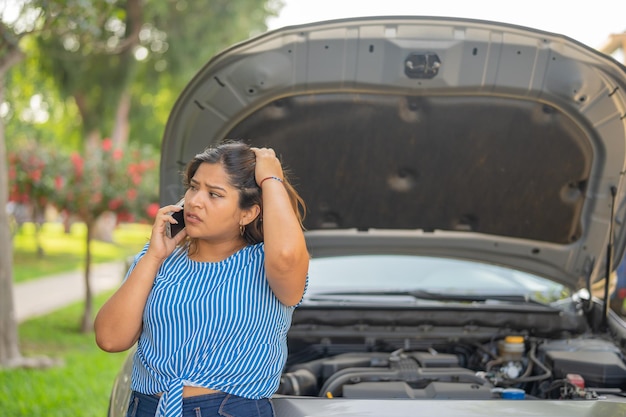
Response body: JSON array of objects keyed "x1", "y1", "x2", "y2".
[{"x1": 188, "y1": 238, "x2": 247, "y2": 262}]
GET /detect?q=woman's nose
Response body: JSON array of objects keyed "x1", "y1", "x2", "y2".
[{"x1": 186, "y1": 192, "x2": 203, "y2": 207}]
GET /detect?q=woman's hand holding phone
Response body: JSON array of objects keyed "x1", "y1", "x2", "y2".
[
  {"x1": 166, "y1": 198, "x2": 186, "y2": 238},
  {"x1": 146, "y1": 199, "x2": 187, "y2": 262}
]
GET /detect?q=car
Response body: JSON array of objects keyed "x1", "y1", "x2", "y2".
[
  {"x1": 610, "y1": 257, "x2": 626, "y2": 315},
  {"x1": 108, "y1": 15, "x2": 626, "y2": 417}
]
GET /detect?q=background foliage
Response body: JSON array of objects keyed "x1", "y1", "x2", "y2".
[
  {"x1": 4, "y1": 0, "x2": 283, "y2": 153},
  {"x1": 1, "y1": 0, "x2": 284, "y2": 361},
  {"x1": 7, "y1": 138, "x2": 159, "y2": 224}
]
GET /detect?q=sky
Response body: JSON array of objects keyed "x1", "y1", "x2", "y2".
[{"x1": 267, "y1": 0, "x2": 626, "y2": 51}]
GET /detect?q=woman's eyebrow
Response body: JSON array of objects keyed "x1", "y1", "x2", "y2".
[{"x1": 190, "y1": 178, "x2": 227, "y2": 192}]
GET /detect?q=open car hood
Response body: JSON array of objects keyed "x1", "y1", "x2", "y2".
[{"x1": 159, "y1": 16, "x2": 626, "y2": 291}]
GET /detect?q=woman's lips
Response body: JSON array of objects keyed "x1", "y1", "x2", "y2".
[{"x1": 185, "y1": 213, "x2": 201, "y2": 224}]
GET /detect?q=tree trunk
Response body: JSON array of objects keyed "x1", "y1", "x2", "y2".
[
  {"x1": 85, "y1": 129, "x2": 101, "y2": 152},
  {"x1": 111, "y1": 90, "x2": 131, "y2": 148},
  {"x1": 0, "y1": 77, "x2": 21, "y2": 367},
  {"x1": 33, "y1": 204, "x2": 45, "y2": 258},
  {"x1": 80, "y1": 220, "x2": 94, "y2": 333},
  {"x1": 93, "y1": 211, "x2": 117, "y2": 243},
  {"x1": 0, "y1": 21, "x2": 58, "y2": 369}
]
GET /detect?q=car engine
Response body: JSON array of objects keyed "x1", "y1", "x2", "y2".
[{"x1": 277, "y1": 335, "x2": 626, "y2": 401}]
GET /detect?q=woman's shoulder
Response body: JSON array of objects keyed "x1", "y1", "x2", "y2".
[
  {"x1": 248, "y1": 241, "x2": 264, "y2": 252},
  {"x1": 244, "y1": 242, "x2": 264, "y2": 257},
  {"x1": 164, "y1": 244, "x2": 191, "y2": 264},
  {"x1": 229, "y1": 242, "x2": 264, "y2": 267}
]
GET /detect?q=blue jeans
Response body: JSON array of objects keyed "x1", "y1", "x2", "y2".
[{"x1": 126, "y1": 391, "x2": 275, "y2": 417}]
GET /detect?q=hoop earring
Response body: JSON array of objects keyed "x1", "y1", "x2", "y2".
[{"x1": 240, "y1": 224, "x2": 245, "y2": 236}]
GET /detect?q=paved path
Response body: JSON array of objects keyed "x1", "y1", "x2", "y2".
[{"x1": 13, "y1": 261, "x2": 126, "y2": 323}]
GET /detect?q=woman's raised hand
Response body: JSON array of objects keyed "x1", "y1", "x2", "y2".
[
  {"x1": 146, "y1": 204, "x2": 188, "y2": 261},
  {"x1": 251, "y1": 147, "x2": 284, "y2": 186}
]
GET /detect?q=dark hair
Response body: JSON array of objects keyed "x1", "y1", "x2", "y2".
[{"x1": 183, "y1": 140, "x2": 306, "y2": 245}]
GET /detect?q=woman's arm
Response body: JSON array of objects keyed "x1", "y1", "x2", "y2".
[
  {"x1": 94, "y1": 205, "x2": 188, "y2": 352},
  {"x1": 253, "y1": 147, "x2": 309, "y2": 306},
  {"x1": 94, "y1": 254, "x2": 162, "y2": 352}
]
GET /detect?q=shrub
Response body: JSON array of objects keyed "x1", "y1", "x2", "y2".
[{"x1": 8, "y1": 138, "x2": 160, "y2": 224}]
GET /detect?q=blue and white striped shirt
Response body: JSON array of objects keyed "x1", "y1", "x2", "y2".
[{"x1": 126, "y1": 242, "x2": 300, "y2": 417}]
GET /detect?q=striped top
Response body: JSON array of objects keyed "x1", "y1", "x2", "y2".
[{"x1": 126, "y1": 242, "x2": 301, "y2": 417}]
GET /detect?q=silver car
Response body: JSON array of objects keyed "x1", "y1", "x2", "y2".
[{"x1": 109, "y1": 16, "x2": 626, "y2": 416}]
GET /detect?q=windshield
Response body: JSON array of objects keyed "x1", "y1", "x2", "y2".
[{"x1": 307, "y1": 255, "x2": 567, "y2": 303}]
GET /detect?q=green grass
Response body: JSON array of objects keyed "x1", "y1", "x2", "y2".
[
  {"x1": 1, "y1": 222, "x2": 150, "y2": 415},
  {"x1": 0, "y1": 291, "x2": 130, "y2": 417},
  {"x1": 13, "y1": 222, "x2": 151, "y2": 283}
]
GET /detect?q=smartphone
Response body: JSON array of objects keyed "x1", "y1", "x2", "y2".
[{"x1": 166, "y1": 198, "x2": 185, "y2": 238}]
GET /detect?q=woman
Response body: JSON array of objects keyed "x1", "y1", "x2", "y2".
[{"x1": 95, "y1": 141, "x2": 309, "y2": 417}]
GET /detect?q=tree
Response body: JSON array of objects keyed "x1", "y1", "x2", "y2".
[
  {"x1": 7, "y1": 140, "x2": 63, "y2": 254},
  {"x1": 0, "y1": 23, "x2": 23, "y2": 367},
  {"x1": 35, "y1": 0, "x2": 283, "y2": 150},
  {"x1": 0, "y1": 0, "x2": 145, "y2": 364},
  {"x1": 36, "y1": 0, "x2": 143, "y2": 148},
  {"x1": 51, "y1": 138, "x2": 158, "y2": 332},
  {"x1": 6, "y1": 138, "x2": 159, "y2": 333},
  {"x1": 4, "y1": 37, "x2": 83, "y2": 153},
  {"x1": 0, "y1": 0, "x2": 50, "y2": 368}
]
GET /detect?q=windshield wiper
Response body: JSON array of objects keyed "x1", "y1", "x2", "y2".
[{"x1": 309, "y1": 290, "x2": 543, "y2": 304}]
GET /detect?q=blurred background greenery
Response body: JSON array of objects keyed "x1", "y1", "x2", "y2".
[
  {"x1": 1, "y1": 1, "x2": 285, "y2": 415},
  {"x1": 3, "y1": 221, "x2": 152, "y2": 416},
  {"x1": 12, "y1": 222, "x2": 151, "y2": 283}
]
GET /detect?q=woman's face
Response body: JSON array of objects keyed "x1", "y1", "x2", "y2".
[{"x1": 183, "y1": 162, "x2": 255, "y2": 242}]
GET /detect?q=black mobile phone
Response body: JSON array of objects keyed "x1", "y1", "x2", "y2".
[{"x1": 166, "y1": 198, "x2": 185, "y2": 238}]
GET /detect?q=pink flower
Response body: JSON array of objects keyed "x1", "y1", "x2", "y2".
[
  {"x1": 146, "y1": 202, "x2": 159, "y2": 218},
  {"x1": 29, "y1": 169, "x2": 42, "y2": 182},
  {"x1": 91, "y1": 192, "x2": 102, "y2": 204},
  {"x1": 70, "y1": 153, "x2": 84, "y2": 177},
  {"x1": 102, "y1": 138, "x2": 113, "y2": 151},
  {"x1": 126, "y1": 188, "x2": 137, "y2": 200},
  {"x1": 108, "y1": 198, "x2": 123, "y2": 210}
]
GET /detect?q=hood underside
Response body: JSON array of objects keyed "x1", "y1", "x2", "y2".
[
  {"x1": 159, "y1": 16, "x2": 626, "y2": 289},
  {"x1": 227, "y1": 93, "x2": 590, "y2": 243}
]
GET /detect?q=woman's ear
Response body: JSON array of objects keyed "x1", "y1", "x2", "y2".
[{"x1": 241, "y1": 205, "x2": 261, "y2": 226}]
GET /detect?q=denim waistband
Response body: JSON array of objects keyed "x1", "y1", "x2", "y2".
[{"x1": 127, "y1": 390, "x2": 274, "y2": 417}]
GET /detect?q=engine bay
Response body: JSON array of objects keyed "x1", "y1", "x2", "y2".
[
  {"x1": 278, "y1": 335, "x2": 626, "y2": 401},
  {"x1": 279, "y1": 301, "x2": 626, "y2": 402}
]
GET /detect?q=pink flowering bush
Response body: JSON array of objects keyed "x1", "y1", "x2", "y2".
[
  {"x1": 8, "y1": 139, "x2": 160, "y2": 224},
  {"x1": 8, "y1": 142, "x2": 64, "y2": 212},
  {"x1": 9, "y1": 138, "x2": 160, "y2": 332}
]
